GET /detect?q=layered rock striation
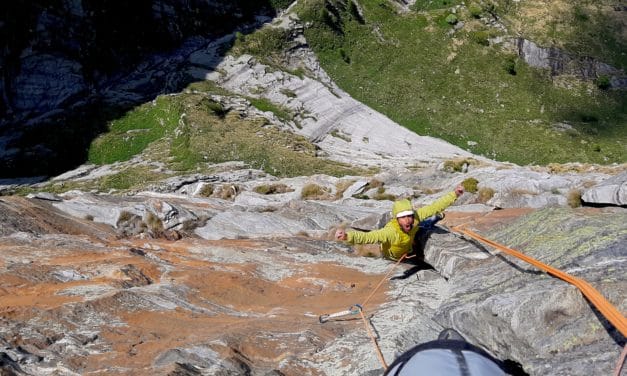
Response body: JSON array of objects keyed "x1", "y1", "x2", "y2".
[{"x1": 0, "y1": 177, "x2": 625, "y2": 375}]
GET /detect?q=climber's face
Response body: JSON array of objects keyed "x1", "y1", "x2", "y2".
[{"x1": 397, "y1": 214, "x2": 414, "y2": 233}]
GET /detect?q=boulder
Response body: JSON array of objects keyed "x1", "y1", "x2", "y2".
[{"x1": 582, "y1": 171, "x2": 627, "y2": 206}]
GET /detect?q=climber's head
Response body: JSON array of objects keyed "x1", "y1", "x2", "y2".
[{"x1": 392, "y1": 199, "x2": 415, "y2": 233}]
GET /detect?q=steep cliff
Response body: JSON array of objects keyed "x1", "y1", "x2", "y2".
[{"x1": 0, "y1": 0, "x2": 290, "y2": 177}]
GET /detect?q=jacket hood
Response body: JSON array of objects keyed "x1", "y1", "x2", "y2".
[{"x1": 392, "y1": 199, "x2": 414, "y2": 218}]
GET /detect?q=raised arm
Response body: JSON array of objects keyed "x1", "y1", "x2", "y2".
[
  {"x1": 336, "y1": 226, "x2": 397, "y2": 245},
  {"x1": 415, "y1": 185, "x2": 464, "y2": 221}
]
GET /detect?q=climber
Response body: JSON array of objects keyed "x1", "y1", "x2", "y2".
[
  {"x1": 335, "y1": 185, "x2": 464, "y2": 261},
  {"x1": 383, "y1": 328, "x2": 515, "y2": 376}
]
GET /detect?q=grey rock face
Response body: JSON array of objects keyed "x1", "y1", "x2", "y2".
[
  {"x1": 12, "y1": 54, "x2": 87, "y2": 114},
  {"x1": 517, "y1": 38, "x2": 626, "y2": 87},
  {"x1": 0, "y1": 2, "x2": 284, "y2": 178},
  {"x1": 2, "y1": 175, "x2": 626, "y2": 375},
  {"x1": 582, "y1": 171, "x2": 627, "y2": 206},
  {"x1": 2, "y1": 1, "x2": 280, "y2": 122},
  {"x1": 459, "y1": 165, "x2": 612, "y2": 209},
  {"x1": 426, "y1": 207, "x2": 627, "y2": 376},
  {"x1": 200, "y1": 20, "x2": 475, "y2": 169},
  {"x1": 1, "y1": 5, "x2": 625, "y2": 375}
]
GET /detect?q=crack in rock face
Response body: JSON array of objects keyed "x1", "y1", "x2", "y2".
[{"x1": 0, "y1": 192, "x2": 625, "y2": 375}]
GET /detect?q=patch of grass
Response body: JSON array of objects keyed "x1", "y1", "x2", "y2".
[
  {"x1": 335, "y1": 179, "x2": 356, "y2": 199},
  {"x1": 301, "y1": 183, "x2": 330, "y2": 199},
  {"x1": 215, "y1": 184, "x2": 240, "y2": 200},
  {"x1": 442, "y1": 158, "x2": 478, "y2": 172},
  {"x1": 230, "y1": 25, "x2": 293, "y2": 66},
  {"x1": 117, "y1": 210, "x2": 136, "y2": 226},
  {"x1": 367, "y1": 179, "x2": 385, "y2": 189},
  {"x1": 477, "y1": 187, "x2": 495, "y2": 203},
  {"x1": 567, "y1": 189, "x2": 582, "y2": 208},
  {"x1": 289, "y1": 67, "x2": 307, "y2": 79},
  {"x1": 468, "y1": 3, "x2": 483, "y2": 18},
  {"x1": 373, "y1": 191, "x2": 396, "y2": 201},
  {"x1": 96, "y1": 166, "x2": 165, "y2": 191},
  {"x1": 469, "y1": 30, "x2": 491, "y2": 46},
  {"x1": 198, "y1": 184, "x2": 214, "y2": 197},
  {"x1": 169, "y1": 93, "x2": 365, "y2": 178},
  {"x1": 412, "y1": 0, "x2": 464, "y2": 11},
  {"x1": 9, "y1": 179, "x2": 92, "y2": 196},
  {"x1": 297, "y1": 0, "x2": 627, "y2": 165},
  {"x1": 595, "y1": 75, "x2": 610, "y2": 90},
  {"x1": 248, "y1": 96, "x2": 294, "y2": 123},
  {"x1": 254, "y1": 183, "x2": 294, "y2": 194},
  {"x1": 503, "y1": 56, "x2": 517, "y2": 75},
  {"x1": 203, "y1": 98, "x2": 229, "y2": 118},
  {"x1": 280, "y1": 88, "x2": 298, "y2": 98},
  {"x1": 445, "y1": 14, "x2": 458, "y2": 25},
  {"x1": 88, "y1": 96, "x2": 182, "y2": 165},
  {"x1": 145, "y1": 212, "x2": 163, "y2": 233},
  {"x1": 419, "y1": 187, "x2": 443, "y2": 195},
  {"x1": 461, "y1": 177, "x2": 479, "y2": 193},
  {"x1": 330, "y1": 129, "x2": 352, "y2": 142},
  {"x1": 185, "y1": 80, "x2": 231, "y2": 95}
]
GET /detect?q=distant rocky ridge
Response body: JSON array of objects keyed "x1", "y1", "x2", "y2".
[{"x1": 2, "y1": 1, "x2": 283, "y2": 121}]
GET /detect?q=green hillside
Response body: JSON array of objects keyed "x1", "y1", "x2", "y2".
[
  {"x1": 41, "y1": 0, "x2": 626, "y2": 195},
  {"x1": 295, "y1": 0, "x2": 626, "y2": 165}
]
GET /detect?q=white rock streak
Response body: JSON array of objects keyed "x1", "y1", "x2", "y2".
[{"x1": 187, "y1": 24, "x2": 474, "y2": 169}]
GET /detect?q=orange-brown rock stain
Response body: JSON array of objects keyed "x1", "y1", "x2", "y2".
[{"x1": 0, "y1": 196, "x2": 535, "y2": 374}]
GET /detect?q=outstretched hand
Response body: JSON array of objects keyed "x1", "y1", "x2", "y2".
[
  {"x1": 455, "y1": 185, "x2": 464, "y2": 197},
  {"x1": 335, "y1": 228, "x2": 348, "y2": 241}
]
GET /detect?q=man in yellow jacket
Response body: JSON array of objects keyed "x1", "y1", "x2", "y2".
[{"x1": 335, "y1": 185, "x2": 464, "y2": 261}]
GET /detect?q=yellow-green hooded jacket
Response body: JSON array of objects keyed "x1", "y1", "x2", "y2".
[{"x1": 346, "y1": 191, "x2": 457, "y2": 260}]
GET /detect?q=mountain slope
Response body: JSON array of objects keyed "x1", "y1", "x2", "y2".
[{"x1": 294, "y1": 0, "x2": 626, "y2": 165}]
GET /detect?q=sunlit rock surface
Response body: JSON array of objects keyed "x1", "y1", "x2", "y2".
[
  {"x1": 1, "y1": 189, "x2": 625, "y2": 375},
  {"x1": 582, "y1": 171, "x2": 627, "y2": 206}
]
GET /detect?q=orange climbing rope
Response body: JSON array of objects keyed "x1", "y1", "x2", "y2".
[
  {"x1": 320, "y1": 225, "x2": 627, "y2": 371},
  {"x1": 361, "y1": 254, "x2": 408, "y2": 307},
  {"x1": 318, "y1": 254, "x2": 408, "y2": 369},
  {"x1": 451, "y1": 225, "x2": 627, "y2": 338},
  {"x1": 356, "y1": 253, "x2": 409, "y2": 370},
  {"x1": 615, "y1": 344, "x2": 627, "y2": 376},
  {"x1": 358, "y1": 308, "x2": 388, "y2": 369}
]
